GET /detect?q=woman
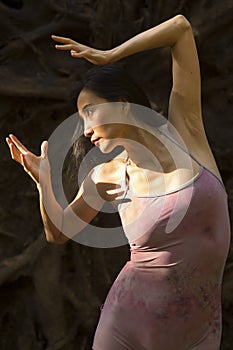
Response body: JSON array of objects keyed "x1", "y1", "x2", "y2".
[{"x1": 6, "y1": 15, "x2": 230, "y2": 349}]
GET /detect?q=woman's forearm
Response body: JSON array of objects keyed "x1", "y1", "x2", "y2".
[
  {"x1": 37, "y1": 177, "x2": 98, "y2": 245},
  {"x1": 109, "y1": 15, "x2": 190, "y2": 62},
  {"x1": 37, "y1": 181, "x2": 68, "y2": 244}
]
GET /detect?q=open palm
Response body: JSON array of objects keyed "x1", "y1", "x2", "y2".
[{"x1": 6, "y1": 134, "x2": 50, "y2": 184}]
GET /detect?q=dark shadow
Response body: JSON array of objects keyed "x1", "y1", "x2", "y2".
[{"x1": 1, "y1": 0, "x2": 23, "y2": 9}]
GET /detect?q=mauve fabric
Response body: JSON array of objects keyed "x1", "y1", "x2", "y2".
[{"x1": 92, "y1": 165, "x2": 231, "y2": 350}]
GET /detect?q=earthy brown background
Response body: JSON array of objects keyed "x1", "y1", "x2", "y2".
[{"x1": 0, "y1": 0, "x2": 233, "y2": 349}]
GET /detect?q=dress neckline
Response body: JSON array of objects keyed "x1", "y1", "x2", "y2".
[
  {"x1": 124, "y1": 160, "x2": 227, "y2": 198},
  {"x1": 125, "y1": 164, "x2": 204, "y2": 198}
]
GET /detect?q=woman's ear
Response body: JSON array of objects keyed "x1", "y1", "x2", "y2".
[
  {"x1": 119, "y1": 97, "x2": 130, "y2": 115},
  {"x1": 122, "y1": 102, "x2": 130, "y2": 115}
]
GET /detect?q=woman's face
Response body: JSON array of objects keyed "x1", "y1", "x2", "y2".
[{"x1": 77, "y1": 89, "x2": 129, "y2": 153}]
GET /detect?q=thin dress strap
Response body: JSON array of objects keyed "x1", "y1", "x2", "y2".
[
  {"x1": 156, "y1": 126, "x2": 226, "y2": 193},
  {"x1": 157, "y1": 127, "x2": 203, "y2": 167}
]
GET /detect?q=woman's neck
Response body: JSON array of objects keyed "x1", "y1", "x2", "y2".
[{"x1": 122, "y1": 125, "x2": 175, "y2": 173}]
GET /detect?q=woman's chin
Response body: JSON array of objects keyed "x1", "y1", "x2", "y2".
[{"x1": 99, "y1": 140, "x2": 118, "y2": 154}]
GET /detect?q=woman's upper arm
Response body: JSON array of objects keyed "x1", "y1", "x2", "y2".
[{"x1": 168, "y1": 16, "x2": 204, "y2": 136}]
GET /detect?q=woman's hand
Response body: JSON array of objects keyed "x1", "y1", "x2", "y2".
[
  {"x1": 6, "y1": 134, "x2": 50, "y2": 185},
  {"x1": 51, "y1": 35, "x2": 111, "y2": 65}
]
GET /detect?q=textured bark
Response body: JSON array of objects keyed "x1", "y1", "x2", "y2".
[{"x1": 0, "y1": 1, "x2": 232, "y2": 349}]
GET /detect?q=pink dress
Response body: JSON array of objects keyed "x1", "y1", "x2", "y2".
[{"x1": 92, "y1": 150, "x2": 231, "y2": 349}]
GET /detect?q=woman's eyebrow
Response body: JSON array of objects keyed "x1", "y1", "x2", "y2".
[
  {"x1": 78, "y1": 103, "x2": 93, "y2": 118},
  {"x1": 82, "y1": 104, "x2": 93, "y2": 112}
]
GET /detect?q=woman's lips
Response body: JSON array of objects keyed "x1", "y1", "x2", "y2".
[{"x1": 91, "y1": 137, "x2": 101, "y2": 145}]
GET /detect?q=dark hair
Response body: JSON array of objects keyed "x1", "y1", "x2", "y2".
[
  {"x1": 66, "y1": 64, "x2": 153, "y2": 198},
  {"x1": 82, "y1": 64, "x2": 151, "y2": 108}
]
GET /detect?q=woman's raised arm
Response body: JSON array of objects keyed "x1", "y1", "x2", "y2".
[
  {"x1": 109, "y1": 15, "x2": 202, "y2": 132},
  {"x1": 52, "y1": 15, "x2": 202, "y2": 135}
]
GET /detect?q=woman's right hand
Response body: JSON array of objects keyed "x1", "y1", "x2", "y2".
[
  {"x1": 51, "y1": 35, "x2": 111, "y2": 65},
  {"x1": 6, "y1": 134, "x2": 50, "y2": 185}
]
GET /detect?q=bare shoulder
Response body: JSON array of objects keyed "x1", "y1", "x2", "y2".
[
  {"x1": 90, "y1": 155, "x2": 126, "y2": 202},
  {"x1": 93, "y1": 155, "x2": 126, "y2": 183}
]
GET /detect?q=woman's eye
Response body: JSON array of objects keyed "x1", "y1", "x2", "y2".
[{"x1": 86, "y1": 108, "x2": 94, "y2": 117}]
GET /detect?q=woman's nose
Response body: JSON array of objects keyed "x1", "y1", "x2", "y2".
[{"x1": 84, "y1": 126, "x2": 93, "y2": 138}]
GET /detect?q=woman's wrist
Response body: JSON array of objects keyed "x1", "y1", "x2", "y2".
[
  {"x1": 36, "y1": 173, "x2": 51, "y2": 192},
  {"x1": 108, "y1": 47, "x2": 121, "y2": 63},
  {"x1": 37, "y1": 181, "x2": 46, "y2": 193}
]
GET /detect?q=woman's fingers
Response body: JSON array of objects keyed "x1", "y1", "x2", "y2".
[
  {"x1": 6, "y1": 137, "x2": 12, "y2": 149},
  {"x1": 51, "y1": 35, "x2": 74, "y2": 43},
  {"x1": 54, "y1": 44, "x2": 74, "y2": 51},
  {"x1": 20, "y1": 154, "x2": 26, "y2": 169},
  {"x1": 9, "y1": 144, "x2": 21, "y2": 163},
  {"x1": 51, "y1": 35, "x2": 78, "y2": 50},
  {"x1": 41, "y1": 140, "x2": 48, "y2": 158},
  {"x1": 51, "y1": 34, "x2": 108, "y2": 65},
  {"x1": 52, "y1": 35, "x2": 89, "y2": 54},
  {"x1": 20, "y1": 154, "x2": 33, "y2": 177},
  {"x1": 6, "y1": 137, "x2": 22, "y2": 163},
  {"x1": 9, "y1": 134, "x2": 28, "y2": 154},
  {"x1": 70, "y1": 49, "x2": 87, "y2": 57},
  {"x1": 70, "y1": 48, "x2": 107, "y2": 65},
  {"x1": 6, "y1": 136, "x2": 42, "y2": 183}
]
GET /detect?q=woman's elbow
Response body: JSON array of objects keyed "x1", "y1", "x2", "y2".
[
  {"x1": 174, "y1": 14, "x2": 191, "y2": 31},
  {"x1": 45, "y1": 229, "x2": 69, "y2": 245}
]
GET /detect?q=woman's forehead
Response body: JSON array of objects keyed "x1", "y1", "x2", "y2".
[{"x1": 77, "y1": 90, "x2": 106, "y2": 111}]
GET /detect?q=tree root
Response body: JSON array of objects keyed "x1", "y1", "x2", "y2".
[
  {"x1": 0, "y1": 233, "x2": 47, "y2": 285},
  {"x1": 0, "y1": 16, "x2": 90, "y2": 63}
]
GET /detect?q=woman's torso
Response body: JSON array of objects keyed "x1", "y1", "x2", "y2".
[{"x1": 93, "y1": 151, "x2": 231, "y2": 349}]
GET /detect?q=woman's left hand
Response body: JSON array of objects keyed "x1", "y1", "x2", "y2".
[
  {"x1": 6, "y1": 134, "x2": 51, "y2": 185},
  {"x1": 51, "y1": 35, "x2": 110, "y2": 65}
]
